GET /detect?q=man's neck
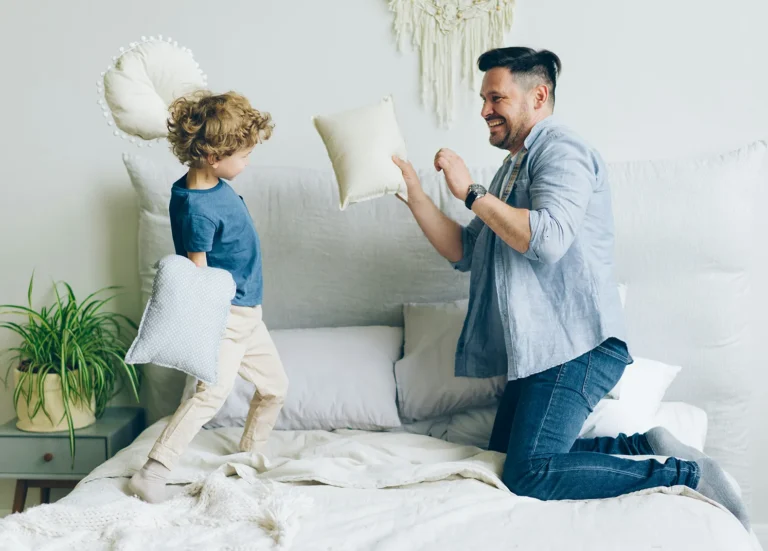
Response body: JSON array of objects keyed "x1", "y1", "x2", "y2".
[{"x1": 507, "y1": 112, "x2": 552, "y2": 155}]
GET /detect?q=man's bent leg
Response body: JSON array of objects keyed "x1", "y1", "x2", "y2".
[{"x1": 502, "y1": 344, "x2": 700, "y2": 501}]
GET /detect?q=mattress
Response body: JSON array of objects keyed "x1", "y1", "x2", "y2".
[{"x1": 0, "y1": 420, "x2": 760, "y2": 551}]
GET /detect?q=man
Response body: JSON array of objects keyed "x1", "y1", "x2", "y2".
[{"x1": 392, "y1": 47, "x2": 749, "y2": 530}]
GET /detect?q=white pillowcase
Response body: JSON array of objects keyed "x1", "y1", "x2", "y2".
[
  {"x1": 125, "y1": 254, "x2": 236, "y2": 384},
  {"x1": 395, "y1": 300, "x2": 506, "y2": 422},
  {"x1": 313, "y1": 95, "x2": 408, "y2": 210},
  {"x1": 181, "y1": 325, "x2": 403, "y2": 431},
  {"x1": 608, "y1": 356, "x2": 682, "y2": 409}
]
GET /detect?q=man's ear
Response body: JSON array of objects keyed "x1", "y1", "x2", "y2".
[{"x1": 533, "y1": 84, "x2": 550, "y2": 110}]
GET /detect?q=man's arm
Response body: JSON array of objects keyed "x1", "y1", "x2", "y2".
[
  {"x1": 393, "y1": 156, "x2": 464, "y2": 264},
  {"x1": 436, "y1": 139, "x2": 594, "y2": 265},
  {"x1": 187, "y1": 251, "x2": 207, "y2": 267}
]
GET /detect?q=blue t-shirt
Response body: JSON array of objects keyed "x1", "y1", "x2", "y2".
[{"x1": 169, "y1": 174, "x2": 263, "y2": 307}]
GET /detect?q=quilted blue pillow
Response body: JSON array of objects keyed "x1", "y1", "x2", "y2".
[{"x1": 125, "y1": 254, "x2": 236, "y2": 384}]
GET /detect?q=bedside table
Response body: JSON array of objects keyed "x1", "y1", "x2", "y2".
[{"x1": 0, "y1": 406, "x2": 145, "y2": 513}]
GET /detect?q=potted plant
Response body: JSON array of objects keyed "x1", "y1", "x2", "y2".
[{"x1": 1, "y1": 274, "x2": 141, "y2": 466}]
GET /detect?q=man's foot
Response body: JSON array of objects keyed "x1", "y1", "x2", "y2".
[
  {"x1": 694, "y1": 457, "x2": 750, "y2": 531},
  {"x1": 128, "y1": 458, "x2": 171, "y2": 504},
  {"x1": 645, "y1": 427, "x2": 706, "y2": 460}
]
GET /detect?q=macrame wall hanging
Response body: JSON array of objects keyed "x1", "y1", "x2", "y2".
[{"x1": 388, "y1": 0, "x2": 515, "y2": 128}]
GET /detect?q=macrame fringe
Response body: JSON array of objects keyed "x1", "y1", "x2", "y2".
[{"x1": 388, "y1": 0, "x2": 515, "y2": 127}]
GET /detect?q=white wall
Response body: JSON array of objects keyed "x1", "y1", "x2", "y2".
[{"x1": 1, "y1": 0, "x2": 766, "y2": 524}]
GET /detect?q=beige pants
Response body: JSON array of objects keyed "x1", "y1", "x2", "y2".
[{"x1": 150, "y1": 305, "x2": 288, "y2": 469}]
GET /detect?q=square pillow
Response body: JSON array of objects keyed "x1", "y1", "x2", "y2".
[
  {"x1": 395, "y1": 300, "x2": 506, "y2": 422},
  {"x1": 312, "y1": 95, "x2": 408, "y2": 210},
  {"x1": 396, "y1": 285, "x2": 634, "y2": 422},
  {"x1": 181, "y1": 325, "x2": 404, "y2": 431},
  {"x1": 125, "y1": 254, "x2": 236, "y2": 384}
]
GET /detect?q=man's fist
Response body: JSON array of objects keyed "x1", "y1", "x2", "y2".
[{"x1": 434, "y1": 148, "x2": 473, "y2": 200}]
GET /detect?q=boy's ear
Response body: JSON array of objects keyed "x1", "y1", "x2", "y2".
[{"x1": 206, "y1": 154, "x2": 219, "y2": 168}]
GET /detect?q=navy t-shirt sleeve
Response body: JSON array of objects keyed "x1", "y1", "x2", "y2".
[{"x1": 182, "y1": 214, "x2": 217, "y2": 253}]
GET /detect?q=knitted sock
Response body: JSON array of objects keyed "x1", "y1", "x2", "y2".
[
  {"x1": 694, "y1": 457, "x2": 750, "y2": 531},
  {"x1": 128, "y1": 458, "x2": 171, "y2": 504},
  {"x1": 645, "y1": 427, "x2": 706, "y2": 460}
]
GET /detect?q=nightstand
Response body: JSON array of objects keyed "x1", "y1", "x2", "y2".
[{"x1": 0, "y1": 406, "x2": 145, "y2": 513}]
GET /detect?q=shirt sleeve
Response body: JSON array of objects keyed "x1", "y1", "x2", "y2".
[
  {"x1": 523, "y1": 135, "x2": 596, "y2": 265},
  {"x1": 451, "y1": 215, "x2": 486, "y2": 272},
  {"x1": 181, "y1": 214, "x2": 217, "y2": 253}
]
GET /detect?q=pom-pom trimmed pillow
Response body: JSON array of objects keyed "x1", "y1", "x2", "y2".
[
  {"x1": 312, "y1": 95, "x2": 408, "y2": 210},
  {"x1": 125, "y1": 254, "x2": 236, "y2": 384},
  {"x1": 102, "y1": 37, "x2": 206, "y2": 140}
]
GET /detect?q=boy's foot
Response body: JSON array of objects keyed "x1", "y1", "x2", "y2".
[
  {"x1": 128, "y1": 458, "x2": 171, "y2": 504},
  {"x1": 694, "y1": 457, "x2": 750, "y2": 531}
]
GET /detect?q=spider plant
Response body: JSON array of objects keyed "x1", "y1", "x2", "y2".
[{"x1": 1, "y1": 273, "x2": 141, "y2": 467}]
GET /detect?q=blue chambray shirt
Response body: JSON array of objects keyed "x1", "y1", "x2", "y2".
[{"x1": 452, "y1": 116, "x2": 631, "y2": 381}]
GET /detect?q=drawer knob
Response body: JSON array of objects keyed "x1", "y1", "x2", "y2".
[{"x1": 43, "y1": 453, "x2": 53, "y2": 462}]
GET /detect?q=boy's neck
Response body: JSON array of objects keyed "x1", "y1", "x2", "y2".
[{"x1": 186, "y1": 168, "x2": 220, "y2": 190}]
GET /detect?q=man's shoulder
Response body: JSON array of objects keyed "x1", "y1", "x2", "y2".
[{"x1": 526, "y1": 117, "x2": 594, "y2": 152}]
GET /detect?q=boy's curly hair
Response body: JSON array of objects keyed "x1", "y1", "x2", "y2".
[{"x1": 167, "y1": 90, "x2": 274, "y2": 168}]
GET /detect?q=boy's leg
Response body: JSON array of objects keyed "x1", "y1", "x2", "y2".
[
  {"x1": 148, "y1": 334, "x2": 246, "y2": 468},
  {"x1": 236, "y1": 306, "x2": 288, "y2": 454}
]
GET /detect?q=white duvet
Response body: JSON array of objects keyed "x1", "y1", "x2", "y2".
[{"x1": 0, "y1": 420, "x2": 761, "y2": 551}]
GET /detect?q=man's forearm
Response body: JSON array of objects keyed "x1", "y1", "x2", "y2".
[
  {"x1": 471, "y1": 194, "x2": 531, "y2": 254},
  {"x1": 407, "y1": 191, "x2": 464, "y2": 263}
]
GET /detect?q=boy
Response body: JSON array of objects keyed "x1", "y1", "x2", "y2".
[{"x1": 129, "y1": 91, "x2": 288, "y2": 503}]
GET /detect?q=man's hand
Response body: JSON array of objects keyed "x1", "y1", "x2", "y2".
[
  {"x1": 392, "y1": 156, "x2": 426, "y2": 205},
  {"x1": 434, "y1": 148, "x2": 473, "y2": 200}
]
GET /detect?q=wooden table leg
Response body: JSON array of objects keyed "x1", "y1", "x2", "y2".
[
  {"x1": 40, "y1": 486, "x2": 51, "y2": 504},
  {"x1": 12, "y1": 480, "x2": 28, "y2": 513}
]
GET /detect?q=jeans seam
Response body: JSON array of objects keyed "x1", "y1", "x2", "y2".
[
  {"x1": 529, "y1": 366, "x2": 562, "y2": 459},
  {"x1": 582, "y1": 351, "x2": 594, "y2": 409},
  {"x1": 595, "y1": 345, "x2": 631, "y2": 364}
]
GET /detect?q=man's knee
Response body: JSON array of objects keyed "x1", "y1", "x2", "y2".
[{"x1": 502, "y1": 458, "x2": 552, "y2": 500}]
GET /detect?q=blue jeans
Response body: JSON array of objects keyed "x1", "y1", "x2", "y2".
[{"x1": 489, "y1": 338, "x2": 701, "y2": 500}]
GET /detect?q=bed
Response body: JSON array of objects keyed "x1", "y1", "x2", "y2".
[{"x1": 0, "y1": 139, "x2": 765, "y2": 550}]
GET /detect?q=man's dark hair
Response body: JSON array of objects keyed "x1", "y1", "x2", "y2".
[{"x1": 477, "y1": 47, "x2": 562, "y2": 105}]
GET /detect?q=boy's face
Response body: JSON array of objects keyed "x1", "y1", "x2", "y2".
[{"x1": 212, "y1": 147, "x2": 254, "y2": 180}]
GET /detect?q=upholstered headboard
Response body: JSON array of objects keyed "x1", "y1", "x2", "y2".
[{"x1": 123, "y1": 140, "x2": 766, "y2": 507}]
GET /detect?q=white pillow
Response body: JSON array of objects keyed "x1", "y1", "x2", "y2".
[
  {"x1": 312, "y1": 95, "x2": 408, "y2": 210},
  {"x1": 430, "y1": 401, "x2": 706, "y2": 453},
  {"x1": 125, "y1": 254, "x2": 235, "y2": 384},
  {"x1": 102, "y1": 37, "x2": 206, "y2": 140},
  {"x1": 395, "y1": 289, "x2": 630, "y2": 422},
  {"x1": 395, "y1": 300, "x2": 506, "y2": 422},
  {"x1": 181, "y1": 326, "x2": 404, "y2": 431},
  {"x1": 608, "y1": 356, "x2": 682, "y2": 410}
]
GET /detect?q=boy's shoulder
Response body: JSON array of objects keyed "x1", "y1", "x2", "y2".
[{"x1": 170, "y1": 179, "x2": 241, "y2": 221}]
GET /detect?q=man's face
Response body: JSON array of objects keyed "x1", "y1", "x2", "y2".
[{"x1": 480, "y1": 67, "x2": 536, "y2": 152}]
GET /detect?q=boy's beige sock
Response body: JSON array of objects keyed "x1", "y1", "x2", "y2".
[{"x1": 128, "y1": 458, "x2": 171, "y2": 504}]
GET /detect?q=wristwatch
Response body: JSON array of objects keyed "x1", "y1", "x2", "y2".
[{"x1": 464, "y1": 183, "x2": 487, "y2": 210}]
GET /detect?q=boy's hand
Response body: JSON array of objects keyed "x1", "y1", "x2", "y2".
[{"x1": 187, "y1": 251, "x2": 207, "y2": 268}]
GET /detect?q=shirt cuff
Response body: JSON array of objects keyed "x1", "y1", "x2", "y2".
[
  {"x1": 523, "y1": 209, "x2": 542, "y2": 261},
  {"x1": 450, "y1": 226, "x2": 474, "y2": 272}
]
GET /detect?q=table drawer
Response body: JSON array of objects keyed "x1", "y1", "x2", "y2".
[{"x1": 0, "y1": 436, "x2": 107, "y2": 476}]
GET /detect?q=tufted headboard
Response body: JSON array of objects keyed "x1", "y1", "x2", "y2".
[{"x1": 123, "y1": 140, "x2": 766, "y2": 508}]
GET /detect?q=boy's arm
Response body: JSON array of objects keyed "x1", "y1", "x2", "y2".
[{"x1": 187, "y1": 251, "x2": 207, "y2": 267}]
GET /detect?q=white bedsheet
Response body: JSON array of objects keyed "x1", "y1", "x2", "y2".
[{"x1": 0, "y1": 420, "x2": 761, "y2": 551}]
